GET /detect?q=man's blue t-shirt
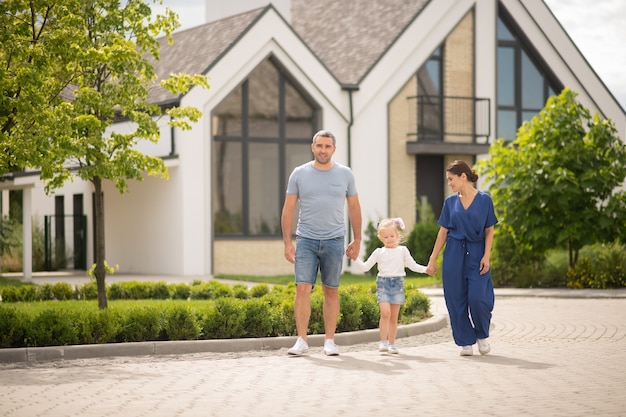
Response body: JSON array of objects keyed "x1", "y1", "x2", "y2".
[{"x1": 286, "y1": 161, "x2": 357, "y2": 240}]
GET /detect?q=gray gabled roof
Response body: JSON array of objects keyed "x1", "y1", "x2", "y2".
[
  {"x1": 148, "y1": 7, "x2": 266, "y2": 104},
  {"x1": 290, "y1": 0, "x2": 429, "y2": 85},
  {"x1": 149, "y1": 1, "x2": 430, "y2": 104}
]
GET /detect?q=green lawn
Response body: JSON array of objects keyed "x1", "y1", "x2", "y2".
[
  {"x1": 0, "y1": 273, "x2": 441, "y2": 289},
  {"x1": 215, "y1": 273, "x2": 441, "y2": 288}
]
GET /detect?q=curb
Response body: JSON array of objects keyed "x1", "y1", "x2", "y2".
[{"x1": 0, "y1": 315, "x2": 448, "y2": 364}]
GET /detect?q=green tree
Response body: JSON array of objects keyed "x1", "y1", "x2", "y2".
[
  {"x1": 478, "y1": 88, "x2": 626, "y2": 268},
  {"x1": 0, "y1": 0, "x2": 209, "y2": 308}
]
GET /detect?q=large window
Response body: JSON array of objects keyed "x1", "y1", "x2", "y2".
[
  {"x1": 497, "y1": 11, "x2": 562, "y2": 141},
  {"x1": 416, "y1": 46, "x2": 443, "y2": 141},
  {"x1": 212, "y1": 58, "x2": 318, "y2": 237}
]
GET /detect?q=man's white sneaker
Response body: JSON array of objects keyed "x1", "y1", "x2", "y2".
[
  {"x1": 378, "y1": 341, "x2": 389, "y2": 352},
  {"x1": 477, "y1": 338, "x2": 491, "y2": 355},
  {"x1": 287, "y1": 337, "x2": 309, "y2": 355},
  {"x1": 324, "y1": 339, "x2": 340, "y2": 356},
  {"x1": 388, "y1": 344, "x2": 399, "y2": 354},
  {"x1": 460, "y1": 345, "x2": 473, "y2": 356}
]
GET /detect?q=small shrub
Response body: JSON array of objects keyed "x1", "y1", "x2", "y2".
[
  {"x1": 405, "y1": 222, "x2": 439, "y2": 274},
  {"x1": 109, "y1": 281, "x2": 151, "y2": 300},
  {"x1": 77, "y1": 309, "x2": 120, "y2": 344},
  {"x1": 37, "y1": 283, "x2": 56, "y2": 301},
  {"x1": 402, "y1": 286, "x2": 431, "y2": 322},
  {"x1": 189, "y1": 280, "x2": 233, "y2": 300},
  {"x1": 18, "y1": 285, "x2": 39, "y2": 302},
  {"x1": 116, "y1": 307, "x2": 162, "y2": 342},
  {"x1": 232, "y1": 284, "x2": 250, "y2": 299},
  {"x1": 149, "y1": 282, "x2": 170, "y2": 300},
  {"x1": 169, "y1": 283, "x2": 191, "y2": 300},
  {"x1": 307, "y1": 290, "x2": 325, "y2": 335},
  {"x1": 249, "y1": 283, "x2": 270, "y2": 298},
  {"x1": 52, "y1": 282, "x2": 75, "y2": 301},
  {"x1": 0, "y1": 286, "x2": 19, "y2": 302},
  {"x1": 201, "y1": 298, "x2": 246, "y2": 339},
  {"x1": 76, "y1": 281, "x2": 98, "y2": 300},
  {"x1": 270, "y1": 299, "x2": 295, "y2": 336},
  {"x1": 162, "y1": 305, "x2": 201, "y2": 340},
  {"x1": 27, "y1": 309, "x2": 79, "y2": 347},
  {"x1": 337, "y1": 288, "x2": 362, "y2": 332},
  {"x1": 0, "y1": 306, "x2": 29, "y2": 347},
  {"x1": 354, "y1": 292, "x2": 379, "y2": 329},
  {"x1": 242, "y1": 298, "x2": 274, "y2": 338}
]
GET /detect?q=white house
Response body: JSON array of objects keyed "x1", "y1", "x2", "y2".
[{"x1": 3, "y1": 0, "x2": 625, "y2": 278}]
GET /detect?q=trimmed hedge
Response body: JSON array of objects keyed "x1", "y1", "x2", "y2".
[{"x1": 0, "y1": 282, "x2": 432, "y2": 348}]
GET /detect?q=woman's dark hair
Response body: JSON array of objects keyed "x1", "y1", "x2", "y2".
[{"x1": 447, "y1": 160, "x2": 479, "y2": 183}]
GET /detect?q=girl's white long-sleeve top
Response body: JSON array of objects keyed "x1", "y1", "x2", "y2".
[{"x1": 354, "y1": 246, "x2": 427, "y2": 277}]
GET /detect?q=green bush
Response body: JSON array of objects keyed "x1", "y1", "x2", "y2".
[
  {"x1": 202, "y1": 298, "x2": 246, "y2": 339},
  {"x1": 250, "y1": 283, "x2": 270, "y2": 298},
  {"x1": 232, "y1": 283, "x2": 250, "y2": 299},
  {"x1": 169, "y1": 283, "x2": 191, "y2": 300},
  {"x1": 567, "y1": 241, "x2": 626, "y2": 289},
  {"x1": 337, "y1": 287, "x2": 362, "y2": 332},
  {"x1": 0, "y1": 305, "x2": 29, "y2": 348},
  {"x1": 0, "y1": 282, "x2": 433, "y2": 347},
  {"x1": 270, "y1": 299, "x2": 296, "y2": 337},
  {"x1": 402, "y1": 285, "x2": 431, "y2": 321},
  {"x1": 109, "y1": 281, "x2": 169, "y2": 300},
  {"x1": 37, "y1": 283, "x2": 56, "y2": 300},
  {"x1": 353, "y1": 291, "x2": 379, "y2": 329},
  {"x1": 404, "y1": 222, "x2": 439, "y2": 273},
  {"x1": 116, "y1": 306, "x2": 163, "y2": 342},
  {"x1": 51, "y1": 282, "x2": 75, "y2": 301},
  {"x1": 189, "y1": 280, "x2": 234, "y2": 300},
  {"x1": 76, "y1": 309, "x2": 120, "y2": 344},
  {"x1": 76, "y1": 281, "x2": 98, "y2": 300},
  {"x1": 242, "y1": 298, "x2": 274, "y2": 338},
  {"x1": 0, "y1": 286, "x2": 19, "y2": 302},
  {"x1": 307, "y1": 290, "x2": 325, "y2": 335},
  {"x1": 161, "y1": 305, "x2": 201, "y2": 340},
  {"x1": 27, "y1": 309, "x2": 79, "y2": 347}
]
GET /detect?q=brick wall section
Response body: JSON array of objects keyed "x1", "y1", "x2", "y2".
[
  {"x1": 444, "y1": 11, "x2": 474, "y2": 143},
  {"x1": 214, "y1": 240, "x2": 294, "y2": 276},
  {"x1": 389, "y1": 76, "x2": 418, "y2": 231}
]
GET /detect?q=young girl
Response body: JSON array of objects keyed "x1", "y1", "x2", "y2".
[{"x1": 351, "y1": 218, "x2": 429, "y2": 354}]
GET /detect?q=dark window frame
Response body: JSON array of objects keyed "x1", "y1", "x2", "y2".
[
  {"x1": 212, "y1": 57, "x2": 320, "y2": 238},
  {"x1": 497, "y1": 6, "x2": 563, "y2": 141}
]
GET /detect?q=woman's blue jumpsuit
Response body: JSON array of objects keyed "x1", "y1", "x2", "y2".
[{"x1": 438, "y1": 192, "x2": 498, "y2": 347}]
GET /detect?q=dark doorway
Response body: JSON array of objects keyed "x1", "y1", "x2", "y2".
[
  {"x1": 73, "y1": 194, "x2": 87, "y2": 270},
  {"x1": 416, "y1": 155, "x2": 444, "y2": 219}
]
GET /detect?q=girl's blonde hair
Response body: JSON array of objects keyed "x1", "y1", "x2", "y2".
[{"x1": 377, "y1": 217, "x2": 406, "y2": 242}]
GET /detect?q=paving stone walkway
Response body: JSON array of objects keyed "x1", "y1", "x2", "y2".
[{"x1": 1, "y1": 290, "x2": 625, "y2": 417}]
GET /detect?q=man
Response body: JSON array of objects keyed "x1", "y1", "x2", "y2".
[{"x1": 281, "y1": 129, "x2": 362, "y2": 356}]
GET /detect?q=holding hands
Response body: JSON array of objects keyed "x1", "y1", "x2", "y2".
[{"x1": 346, "y1": 240, "x2": 360, "y2": 261}]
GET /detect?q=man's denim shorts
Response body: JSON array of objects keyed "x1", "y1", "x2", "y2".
[
  {"x1": 294, "y1": 236, "x2": 344, "y2": 288},
  {"x1": 376, "y1": 276, "x2": 405, "y2": 304}
]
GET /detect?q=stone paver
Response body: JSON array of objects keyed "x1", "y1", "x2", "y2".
[{"x1": 1, "y1": 293, "x2": 625, "y2": 417}]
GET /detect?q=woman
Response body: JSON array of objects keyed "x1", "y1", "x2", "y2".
[{"x1": 426, "y1": 160, "x2": 498, "y2": 356}]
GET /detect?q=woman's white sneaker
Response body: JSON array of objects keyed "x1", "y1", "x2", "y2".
[
  {"x1": 477, "y1": 338, "x2": 491, "y2": 355},
  {"x1": 460, "y1": 345, "x2": 474, "y2": 356}
]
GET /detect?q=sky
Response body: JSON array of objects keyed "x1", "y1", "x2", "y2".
[{"x1": 154, "y1": 0, "x2": 626, "y2": 110}]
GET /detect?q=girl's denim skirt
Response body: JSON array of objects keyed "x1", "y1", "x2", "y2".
[{"x1": 376, "y1": 276, "x2": 405, "y2": 304}]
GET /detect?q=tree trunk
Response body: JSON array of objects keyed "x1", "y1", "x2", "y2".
[{"x1": 92, "y1": 176, "x2": 108, "y2": 309}]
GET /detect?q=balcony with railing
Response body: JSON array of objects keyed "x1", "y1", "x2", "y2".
[{"x1": 406, "y1": 95, "x2": 491, "y2": 155}]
